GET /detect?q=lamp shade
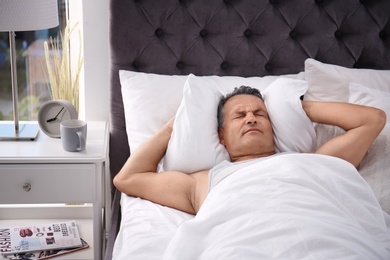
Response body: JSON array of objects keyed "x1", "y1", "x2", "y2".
[{"x1": 0, "y1": 0, "x2": 59, "y2": 32}]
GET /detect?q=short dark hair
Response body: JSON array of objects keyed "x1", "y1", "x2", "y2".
[{"x1": 217, "y1": 85, "x2": 263, "y2": 129}]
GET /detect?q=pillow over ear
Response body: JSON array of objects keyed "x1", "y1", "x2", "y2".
[
  {"x1": 163, "y1": 75, "x2": 316, "y2": 173},
  {"x1": 120, "y1": 70, "x2": 187, "y2": 153},
  {"x1": 164, "y1": 76, "x2": 230, "y2": 173},
  {"x1": 263, "y1": 78, "x2": 316, "y2": 153}
]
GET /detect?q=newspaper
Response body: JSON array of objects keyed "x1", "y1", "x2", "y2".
[
  {"x1": 4, "y1": 238, "x2": 89, "y2": 260},
  {"x1": 0, "y1": 221, "x2": 82, "y2": 256}
]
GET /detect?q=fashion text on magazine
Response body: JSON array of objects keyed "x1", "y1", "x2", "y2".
[{"x1": 0, "y1": 221, "x2": 82, "y2": 256}]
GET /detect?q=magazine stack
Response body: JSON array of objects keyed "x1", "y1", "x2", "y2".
[{"x1": 0, "y1": 220, "x2": 89, "y2": 260}]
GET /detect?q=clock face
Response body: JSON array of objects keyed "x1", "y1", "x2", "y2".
[{"x1": 38, "y1": 100, "x2": 78, "y2": 138}]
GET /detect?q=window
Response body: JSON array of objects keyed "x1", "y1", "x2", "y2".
[{"x1": 0, "y1": 0, "x2": 70, "y2": 121}]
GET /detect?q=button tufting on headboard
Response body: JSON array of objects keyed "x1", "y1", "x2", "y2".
[
  {"x1": 155, "y1": 28, "x2": 164, "y2": 37},
  {"x1": 110, "y1": 0, "x2": 390, "y2": 78},
  {"x1": 199, "y1": 29, "x2": 208, "y2": 37},
  {"x1": 220, "y1": 61, "x2": 229, "y2": 70},
  {"x1": 334, "y1": 30, "x2": 343, "y2": 39},
  {"x1": 289, "y1": 30, "x2": 297, "y2": 39},
  {"x1": 176, "y1": 61, "x2": 185, "y2": 69},
  {"x1": 379, "y1": 30, "x2": 388, "y2": 40},
  {"x1": 132, "y1": 60, "x2": 141, "y2": 69},
  {"x1": 244, "y1": 29, "x2": 253, "y2": 38},
  {"x1": 264, "y1": 63, "x2": 272, "y2": 71}
]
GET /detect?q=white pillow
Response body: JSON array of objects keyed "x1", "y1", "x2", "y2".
[
  {"x1": 164, "y1": 75, "x2": 316, "y2": 173},
  {"x1": 120, "y1": 70, "x2": 187, "y2": 153},
  {"x1": 304, "y1": 58, "x2": 390, "y2": 102},
  {"x1": 120, "y1": 70, "x2": 304, "y2": 154},
  {"x1": 349, "y1": 82, "x2": 390, "y2": 123},
  {"x1": 263, "y1": 78, "x2": 316, "y2": 153},
  {"x1": 163, "y1": 75, "x2": 230, "y2": 173}
]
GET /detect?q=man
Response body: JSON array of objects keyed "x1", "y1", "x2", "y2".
[{"x1": 114, "y1": 86, "x2": 386, "y2": 215}]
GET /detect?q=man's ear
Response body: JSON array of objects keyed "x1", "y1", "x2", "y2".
[{"x1": 218, "y1": 128, "x2": 225, "y2": 146}]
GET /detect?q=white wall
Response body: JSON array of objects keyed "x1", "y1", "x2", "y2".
[{"x1": 70, "y1": 0, "x2": 109, "y2": 121}]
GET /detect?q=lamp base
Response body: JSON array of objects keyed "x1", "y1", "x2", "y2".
[{"x1": 0, "y1": 123, "x2": 39, "y2": 141}]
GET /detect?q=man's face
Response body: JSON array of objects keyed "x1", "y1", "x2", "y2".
[{"x1": 218, "y1": 94, "x2": 275, "y2": 161}]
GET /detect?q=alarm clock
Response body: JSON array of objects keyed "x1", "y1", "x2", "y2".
[{"x1": 38, "y1": 100, "x2": 78, "y2": 138}]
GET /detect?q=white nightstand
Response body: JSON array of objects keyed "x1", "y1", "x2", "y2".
[{"x1": 0, "y1": 121, "x2": 109, "y2": 260}]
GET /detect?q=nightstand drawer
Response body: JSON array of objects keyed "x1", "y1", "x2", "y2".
[{"x1": 0, "y1": 164, "x2": 95, "y2": 204}]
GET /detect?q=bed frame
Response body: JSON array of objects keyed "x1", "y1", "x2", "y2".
[{"x1": 106, "y1": 0, "x2": 390, "y2": 258}]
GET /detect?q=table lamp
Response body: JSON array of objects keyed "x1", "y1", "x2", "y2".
[{"x1": 0, "y1": 0, "x2": 59, "y2": 140}]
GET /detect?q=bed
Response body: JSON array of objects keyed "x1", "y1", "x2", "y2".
[{"x1": 105, "y1": 0, "x2": 390, "y2": 259}]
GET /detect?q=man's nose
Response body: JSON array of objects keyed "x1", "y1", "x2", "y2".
[{"x1": 246, "y1": 113, "x2": 257, "y2": 124}]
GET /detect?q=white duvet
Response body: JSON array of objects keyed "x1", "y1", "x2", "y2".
[{"x1": 114, "y1": 153, "x2": 390, "y2": 260}]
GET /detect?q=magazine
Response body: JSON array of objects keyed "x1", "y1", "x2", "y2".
[
  {"x1": 0, "y1": 221, "x2": 82, "y2": 256},
  {"x1": 4, "y1": 238, "x2": 89, "y2": 260}
]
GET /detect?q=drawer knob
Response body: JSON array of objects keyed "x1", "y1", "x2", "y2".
[{"x1": 23, "y1": 182, "x2": 31, "y2": 192}]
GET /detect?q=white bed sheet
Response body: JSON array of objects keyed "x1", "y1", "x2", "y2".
[
  {"x1": 112, "y1": 195, "x2": 194, "y2": 260},
  {"x1": 113, "y1": 153, "x2": 390, "y2": 260}
]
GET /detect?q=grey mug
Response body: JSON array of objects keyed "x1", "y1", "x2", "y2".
[{"x1": 60, "y1": 119, "x2": 87, "y2": 152}]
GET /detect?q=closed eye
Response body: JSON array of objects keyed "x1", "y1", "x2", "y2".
[
  {"x1": 254, "y1": 109, "x2": 268, "y2": 118},
  {"x1": 233, "y1": 112, "x2": 246, "y2": 119}
]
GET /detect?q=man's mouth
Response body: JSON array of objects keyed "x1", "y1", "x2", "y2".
[{"x1": 244, "y1": 128, "x2": 261, "y2": 134}]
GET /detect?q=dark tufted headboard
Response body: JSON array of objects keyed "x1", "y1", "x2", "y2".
[{"x1": 106, "y1": 0, "x2": 390, "y2": 258}]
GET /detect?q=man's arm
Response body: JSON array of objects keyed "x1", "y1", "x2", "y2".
[
  {"x1": 113, "y1": 118, "x2": 207, "y2": 214},
  {"x1": 302, "y1": 101, "x2": 386, "y2": 167}
]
